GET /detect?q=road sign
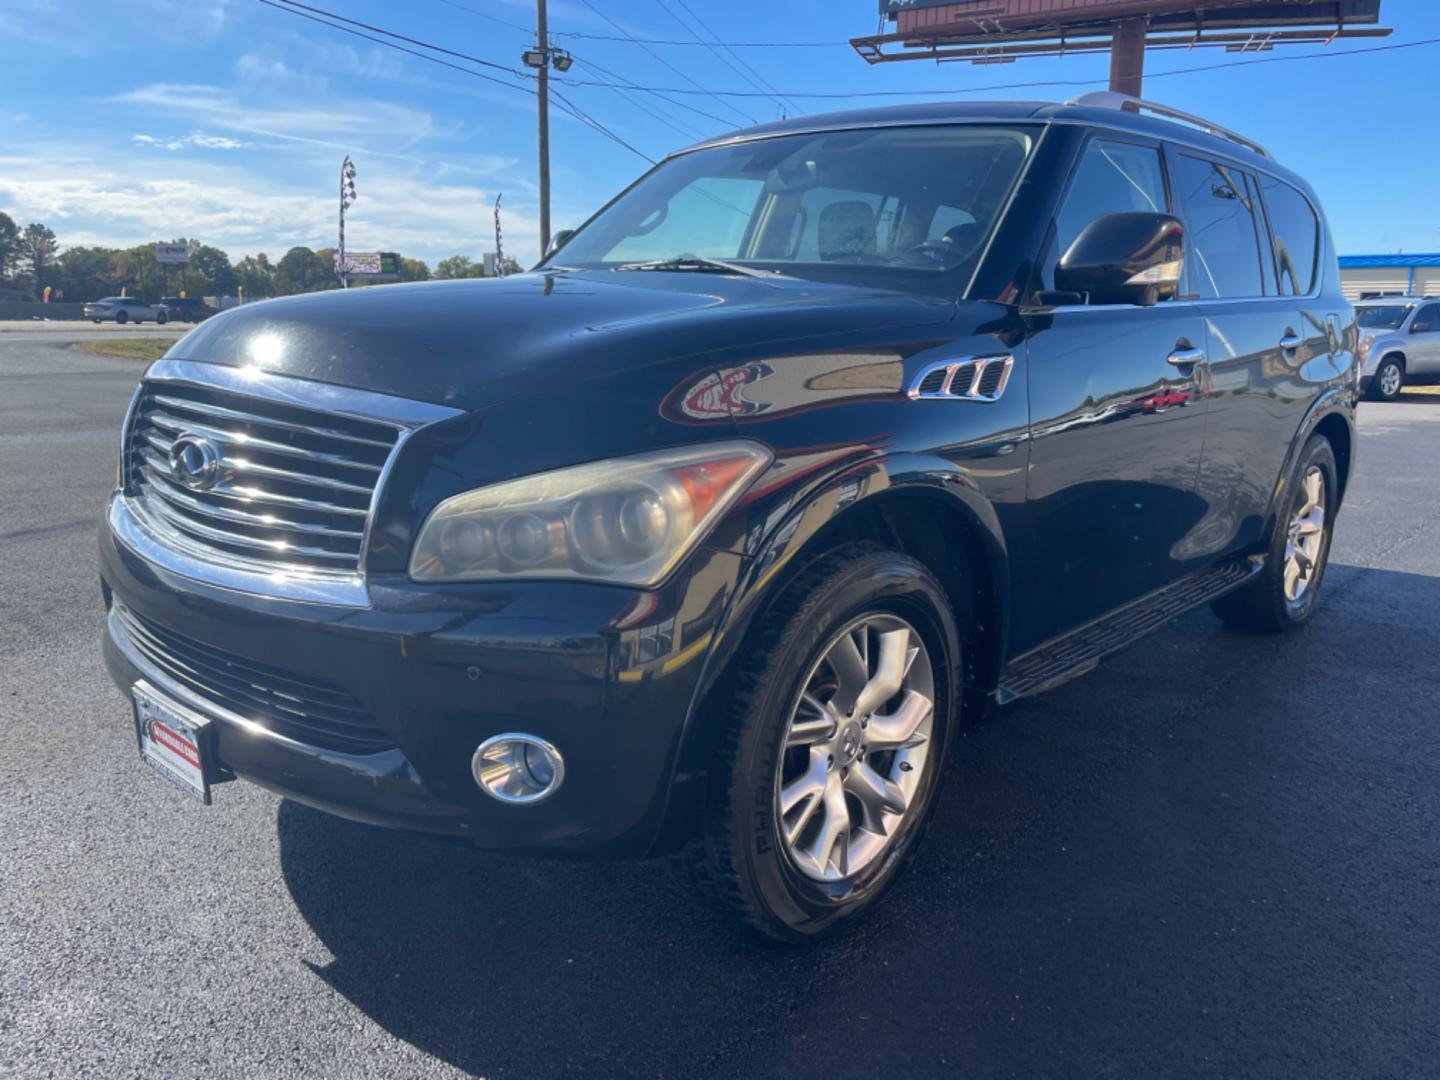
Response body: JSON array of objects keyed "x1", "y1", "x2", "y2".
[{"x1": 154, "y1": 243, "x2": 189, "y2": 265}]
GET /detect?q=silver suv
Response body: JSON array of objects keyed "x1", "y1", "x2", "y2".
[{"x1": 1356, "y1": 297, "x2": 1440, "y2": 400}]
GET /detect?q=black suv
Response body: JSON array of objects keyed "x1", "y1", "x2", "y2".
[
  {"x1": 100, "y1": 93, "x2": 1356, "y2": 941},
  {"x1": 159, "y1": 296, "x2": 215, "y2": 323}
]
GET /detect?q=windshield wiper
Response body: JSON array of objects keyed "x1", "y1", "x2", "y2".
[{"x1": 614, "y1": 256, "x2": 789, "y2": 280}]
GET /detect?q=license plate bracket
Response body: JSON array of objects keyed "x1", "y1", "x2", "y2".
[{"x1": 132, "y1": 681, "x2": 214, "y2": 805}]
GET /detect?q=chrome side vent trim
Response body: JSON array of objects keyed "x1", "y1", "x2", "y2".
[{"x1": 908, "y1": 354, "x2": 1014, "y2": 403}]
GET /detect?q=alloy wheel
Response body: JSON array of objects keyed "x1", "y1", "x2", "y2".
[
  {"x1": 1379, "y1": 363, "x2": 1402, "y2": 397},
  {"x1": 1284, "y1": 465, "x2": 1327, "y2": 603},
  {"x1": 774, "y1": 614, "x2": 934, "y2": 883}
]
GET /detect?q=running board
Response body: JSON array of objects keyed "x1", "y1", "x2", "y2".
[{"x1": 996, "y1": 557, "x2": 1263, "y2": 703}]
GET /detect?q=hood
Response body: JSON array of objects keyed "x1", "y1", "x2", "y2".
[{"x1": 165, "y1": 271, "x2": 957, "y2": 411}]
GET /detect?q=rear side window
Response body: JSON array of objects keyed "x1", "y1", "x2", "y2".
[
  {"x1": 1175, "y1": 155, "x2": 1266, "y2": 299},
  {"x1": 1049, "y1": 138, "x2": 1169, "y2": 293},
  {"x1": 1261, "y1": 176, "x2": 1320, "y2": 296}
]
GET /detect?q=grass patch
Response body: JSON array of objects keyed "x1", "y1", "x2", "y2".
[{"x1": 70, "y1": 337, "x2": 178, "y2": 362}]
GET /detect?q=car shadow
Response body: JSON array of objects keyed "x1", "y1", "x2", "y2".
[{"x1": 277, "y1": 563, "x2": 1440, "y2": 1079}]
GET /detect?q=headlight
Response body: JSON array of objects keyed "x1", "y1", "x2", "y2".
[{"x1": 409, "y1": 441, "x2": 771, "y2": 586}]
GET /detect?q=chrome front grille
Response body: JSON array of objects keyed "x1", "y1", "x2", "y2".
[
  {"x1": 113, "y1": 603, "x2": 393, "y2": 755},
  {"x1": 125, "y1": 379, "x2": 400, "y2": 576}
]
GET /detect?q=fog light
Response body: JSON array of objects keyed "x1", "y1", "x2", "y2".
[{"x1": 472, "y1": 733, "x2": 565, "y2": 804}]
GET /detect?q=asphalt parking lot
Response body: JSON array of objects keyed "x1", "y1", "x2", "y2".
[{"x1": 2, "y1": 330, "x2": 1437, "y2": 1080}]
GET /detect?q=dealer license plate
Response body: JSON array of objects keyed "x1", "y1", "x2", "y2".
[{"x1": 132, "y1": 681, "x2": 213, "y2": 805}]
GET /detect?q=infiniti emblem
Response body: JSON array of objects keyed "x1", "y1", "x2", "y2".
[{"x1": 168, "y1": 433, "x2": 222, "y2": 491}]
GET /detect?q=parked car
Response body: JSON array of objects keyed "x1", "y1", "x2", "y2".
[
  {"x1": 84, "y1": 297, "x2": 167, "y2": 325},
  {"x1": 100, "y1": 92, "x2": 1356, "y2": 942},
  {"x1": 1355, "y1": 296, "x2": 1440, "y2": 400},
  {"x1": 159, "y1": 296, "x2": 215, "y2": 323}
]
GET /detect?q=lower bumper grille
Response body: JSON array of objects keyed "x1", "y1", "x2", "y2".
[{"x1": 113, "y1": 604, "x2": 394, "y2": 755}]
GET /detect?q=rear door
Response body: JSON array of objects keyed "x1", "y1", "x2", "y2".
[
  {"x1": 1015, "y1": 134, "x2": 1210, "y2": 650},
  {"x1": 1173, "y1": 152, "x2": 1325, "y2": 557}
]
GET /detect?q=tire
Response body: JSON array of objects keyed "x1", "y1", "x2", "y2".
[
  {"x1": 1212, "y1": 435, "x2": 1338, "y2": 633},
  {"x1": 156, "y1": 310, "x2": 168, "y2": 325},
  {"x1": 92, "y1": 319, "x2": 102, "y2": 324},
  {"x1": 693, "y1": 543, "x2": 961, "y2": 943},
  {"x1": 1370, "y1": 355, "x2": 1404, "y2": 401},
  {"x1": 115, "y1": 311, "x2": 128, "y2": 325}
]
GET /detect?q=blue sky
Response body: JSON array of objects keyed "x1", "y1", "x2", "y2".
[{"x1": 2, "y1": 0, "x2": 1437, "y2": 266}]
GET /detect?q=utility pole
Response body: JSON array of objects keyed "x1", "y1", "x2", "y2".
[
  {"x1": 1108, "y1": 17, "x2": 1148, "y2": 97},
  {"x1": 522, "y1": 2, "x2": 571, "y2": 258},
  {"x1": 535, "y1": 0, "x2": 551, "y2": 255}
]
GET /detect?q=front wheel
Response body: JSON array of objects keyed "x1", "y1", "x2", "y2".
[
  {"x1": 695, "y1": 544, "x2": 961, "y2": 942},
  {"x1": 1370, "y1": 356, "x2": 1404, "y2": 401},
  {"x1": 1213, "y1": 435, "x2": 1337, "y2": 633}
]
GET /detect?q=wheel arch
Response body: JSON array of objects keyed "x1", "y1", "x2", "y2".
[
  {"x1": 1262, "y1": 385, "x2": 1356, "y2": 538},
  {"x1": 651, "y1": 457, "x2": 1011, "y2": 852}
]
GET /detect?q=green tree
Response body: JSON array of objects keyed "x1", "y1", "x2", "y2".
[
  {"x1": 113, "y1": 244, "x2": 165, "y2": 302},
  {"x1": 0, "y1": 212, "x2": 19, "y2": 281},
  {"x1": 18, "y1": 223, "x2": 58, "y2": 293},
  {"x1": 398, "y1": 257, "x2": 430, "y2": 282},
  {"x1": 272, "y1": 246, "x2": 336, "y2": 295},
  {"x1": 235, "y1": 253, "x2": 274, "y2": 300},
  {"x1": 499, "y1": 255, "x2": 523, "y2": 276},
  {"x1": 189, "y1": 244, "x2": 238, "y2": 296},
  {"x1": 434, "y1": 255, "x2": 477, "y2": 279},
  {"x1": 55, "y1": 246, "x2": 120, "y2": 302}
]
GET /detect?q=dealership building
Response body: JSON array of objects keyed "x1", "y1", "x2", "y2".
[{"x1": 1339, "y1": 254, "x2": 1440, "y2": 300}]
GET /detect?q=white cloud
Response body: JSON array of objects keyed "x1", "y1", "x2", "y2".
[{"x1": 133, "y1": 132, "x2": 252, "y2": 151}]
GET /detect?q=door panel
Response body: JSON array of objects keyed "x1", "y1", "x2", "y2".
[
  {"x1": 1014, "y1": 305, "x2": 1209, "y2": 650},
  {"x1": 1407, "y1": 303, "x2": 1440, "y2": 373}
]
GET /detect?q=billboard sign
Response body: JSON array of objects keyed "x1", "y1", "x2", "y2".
[
  {"x1": 879, "y1": 0, "x2": 960, "y2": 12},
  {"x1": 154, "y1": 242, "x2": 189, "y2": 265},
  {"x1": 334, "y1": 251, "x2": 400, "y2": 278}
]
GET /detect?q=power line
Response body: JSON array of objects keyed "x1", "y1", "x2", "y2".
[
  {"x1": 429, "y1": 0, "x2": 530, "y2": 35},
  {"x1": 256, "y1": 0, "x2": 657, "y2": 165},
  {"x1": 653, "y1": 0, "x2": 793, "y2": 118},
  {"x1": 573, "y1": 0, "x2": 759, "y2": 126},
  {"x1": 270, "y1": 0, "x2": 529, "y2": 78},
  {"x1": 670, "y1": 0, "x2": 802, "y2": 115},
  {"x1": 569, "y1": 57, "x2": 705, "y2": 142},
  {"x1": 567, "y1": 53, "x2": 732, "y2": 130}
]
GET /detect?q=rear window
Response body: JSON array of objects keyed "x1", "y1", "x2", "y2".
[{"x1": 1261, "y1": 176, "x2": 1320, "y2": 296}]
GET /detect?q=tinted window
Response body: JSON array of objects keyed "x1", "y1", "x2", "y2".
[
  {"x1": 1261, "y1": 175, "x2": 1320, "y2": 296},
  {"x1": 1049, "y1": 138, "x2": 1169, "y2": 292},
  {"x1": 1176, "y1": 155, "x2": 1265, "y2": 299}
]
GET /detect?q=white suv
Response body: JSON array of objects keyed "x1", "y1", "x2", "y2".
[{"x1": 1356, "y1": 297, "x2": 1440, "y2": 400}]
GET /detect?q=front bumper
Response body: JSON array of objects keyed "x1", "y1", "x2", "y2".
[{"x1": 100, "y1": 493, "x2": 744, "y2": 856}]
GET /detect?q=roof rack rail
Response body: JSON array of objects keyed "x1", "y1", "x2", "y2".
[{"x1": 1066, "y1": 91, "x2": 1271, "y2": 159}]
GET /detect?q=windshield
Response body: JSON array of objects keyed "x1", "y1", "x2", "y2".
[
  {"x1": 1357, "y1": 304, "x2": 1413, "y2": 330},
  {"x1": 546, "y1": 125, "x2": 1036, "y2": 296}
]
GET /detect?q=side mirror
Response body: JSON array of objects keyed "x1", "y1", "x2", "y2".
[
  {"x1": 1411, "y1": 319, "x2": 1433, "y2": 334},
  {"x1": 1055, "y1": 212, "x2": 1185, "y2": 306},
  {"x1": 545, "y1": 229, "x2": 575, "y2": 259}
]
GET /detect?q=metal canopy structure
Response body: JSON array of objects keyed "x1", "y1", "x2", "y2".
[{"x1": 853, "y1": 1, "x2": 1389, "y2": 95}]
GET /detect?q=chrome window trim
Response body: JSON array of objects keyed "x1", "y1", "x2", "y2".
[{"x1": 115, "y1": 360, "x2": 465, "y2": 608}]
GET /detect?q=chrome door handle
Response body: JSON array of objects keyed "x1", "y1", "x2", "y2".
[
  {"x1": 1167, "y1": 347, "x2": 1206, "y2": 366},
  {"x1": 1279, "y1": 332, "x2": 1302, "y2": 351}
]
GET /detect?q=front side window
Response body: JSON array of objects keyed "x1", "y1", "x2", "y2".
[
  {"x1": 548, "y1": 125, "x2": 1036, "y2": 297},
  {"x1": 1261, "y1": 175, "x2": 1320, "y2": 296},
  {"x1": 1413, "y1": 304, "x2": 1440, "y2": 333},
  {"x1": 1176, "y1": 155, "x2": 1266, "y2": 299}
]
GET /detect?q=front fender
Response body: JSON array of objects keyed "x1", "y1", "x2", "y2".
[{"x1": 657, "y1": 451, "x2": 1010, "y2": 835}]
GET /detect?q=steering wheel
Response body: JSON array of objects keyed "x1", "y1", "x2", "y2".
[{"x1": 904, "y1": 239, "x2": 965, "y2": 265}]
